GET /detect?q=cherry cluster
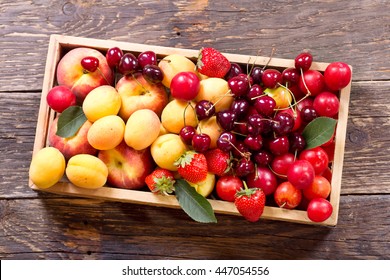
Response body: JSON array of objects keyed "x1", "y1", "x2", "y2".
[{"x1": 181, "y1": 52, "x2": 350, "y2": 222}]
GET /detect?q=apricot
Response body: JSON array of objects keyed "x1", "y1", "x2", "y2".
[
  {"x1": 87, "y1": 115, "x2": 125, "y2": 150},
  {"x1": 29, "y1": 147, "x2": 66, "y2": 189},
  {"x1": 151, "y1": 134, "x2": 187, "y2": 171},
  {"x1": 158, "y1": 54, "x2": 196, "y2": 88},
  {"x1": 161, "y1": 99, "x2": 197, "y2": 134},
  {"x1": 195, "y1": 78, "x2": 233, "y2": 112},
  {"x1": 189, "y1": 172, "x2": 216, "y2": 197},
  {"x1": 66, "y1": 154, "x2": 108, "y2": 189},
  {"x1": 82, "y1": 85, "x2": 121, "y2": 122},
  {"x1": 124, "y1": 109, "x2": 161, "y2": 150}
]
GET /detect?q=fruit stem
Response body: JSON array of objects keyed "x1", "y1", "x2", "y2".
[
  {"x1": 300, "y1": 68, "x2": 312, "y2": 96},
  {"x1": 262, "y1": 47, "x2": 276, "y2": 70},
  {"x1": 206, "y1": 89, "x2": 233, "y2": 114},
  {"x1": 131, "y1": 73, "x2": 149, "y2": 94},
  {"x1": 97, "y1": 67, "x2": 111, "y2": 85}
]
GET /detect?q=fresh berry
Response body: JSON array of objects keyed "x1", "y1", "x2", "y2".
[
  {"x1": 294, "y1": 52, "x2": 313, "y2": 72},
  {"x1": 81, "y1": 56, "x2": 99, "y2": 72},
  {"x1": 324, "y1": 62, "x2": 351, "y2": 91},
  {"x1": 174, "y1": 151, "x2": 208, "y2": 183},
  {"x1": 196, "y1": 47, "x2": 231, "y2": 78},
  {"x1": 192, "y1": 133, "x2": 211, "y2": 153},
  {"x1": 106, "y1": 47, "x2": 123, "y2": 68},
  {"x1": 145, "y1": 168, "x2": 175, "y2": 195},
  {"x1": 234, "y1": 185, "x2": 266, "y2": 222},
  {"x1": 204, "y1": 148, "x2": 231, "y2": 176}
]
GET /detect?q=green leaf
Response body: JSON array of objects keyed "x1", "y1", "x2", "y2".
[
  {"x1": 174, "y1": 179, "x2": 217, "y2": 223},
  {"x1": 56, "y1": 106, "x2": 87, "y2": 138},
  {"x1": 302, "y1": 117, "x2": 337, "y2": 149}
]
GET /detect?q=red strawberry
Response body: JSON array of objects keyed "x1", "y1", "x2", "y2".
[
  {"x1": 174, "y1": 151, "x2": 208, "y2": 183},
  {"x1": 145, "y1": 168, "x2": 175, "y2": 195},
  {"x1": 196, "y1": 47, "x2": 231, "y2": 78},
  {"x1": 204, "y1": 148, "x2": 231, "y2": 176},
  {"x1": 234, "y1": 186, "x2": 266, "y2": 222}
]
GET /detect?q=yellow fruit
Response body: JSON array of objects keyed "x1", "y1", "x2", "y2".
[
  {"x1": 82, "y1": 85, "x2": 121, "y2": 122},
  {"x1": 264, "y1": 86, "x2": 292, "y2": 109},
  {"x1": 197, "y1": 116, "x2": 223, "y2": 149},
  {"x1": 87, "y1": 115, "x2": 125, "y2": 150},
  {"x1": 29, "y1": 147, "x2": 66, "y2": 189},
  {"x1": 124, "y1": 109, "x2": 161, "y2": 150},
  {"x1": 195, "y1": 78, "x2": 233, "y2": 112},
  {"x1": 158, "y1": 54, "x2": 196, "y2": 88},
  {"x1": 66, "y1": 154, "x2": 108, "y2": 189},
  {"x1": 151, "y1": 134, "x2": 187, "y2": 171},
  {"x1": 189, "y1": 172, "x2": 216, "y2": 197},
  {"x1": 161, "y1": 99, "x2": 197, "y2": 134}
]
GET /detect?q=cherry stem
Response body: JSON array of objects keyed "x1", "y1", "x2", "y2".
[
  {"x1": 262, "y1": 47, "x2": 276, "y2": 70},
  {"x1": 97, "y1": 67, "x2": 111, "y2": 85},
  {"x1": 300, "y1": 68, "x2": 312, "y2": 96},
  {"x1": 131, "y1": 73, "x2": 149, "y2": 93},
  {"x1": 205, "y1": 89, "x2": 233, "y2": 114},
  {"x1": 267, "y1": 164, "x2": 287, "y2": 179}
]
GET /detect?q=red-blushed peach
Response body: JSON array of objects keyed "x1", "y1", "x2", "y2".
[
  {"x1": 98, "y1": 141, "x2": 155, "y2": 190},
  {"x1": 56, "y1": 47, "x2": 114, "y2": 102},
  {"x1": 48, "y1": 116, "x2": 97, "y2": 161},
  {"x1": 116, "y1": 72, "x2": 168, "y2": 121}
]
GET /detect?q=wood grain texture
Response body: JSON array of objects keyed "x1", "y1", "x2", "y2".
[{"x1": 0, "y1": 0, "x2": 389, "y2": 260}]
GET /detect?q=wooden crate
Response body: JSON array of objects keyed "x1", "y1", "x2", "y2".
[{"x1": 30, "y1": 35, "x2": 351, "y2": 226}]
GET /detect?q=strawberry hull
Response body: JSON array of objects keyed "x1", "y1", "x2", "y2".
[{"x1": 30, "y1": 35, "x2": 351, "y2": 226}]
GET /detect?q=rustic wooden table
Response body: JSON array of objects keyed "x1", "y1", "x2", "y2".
[{"x1": 0, "y1": 0, "x2": 389, "y2": 260}]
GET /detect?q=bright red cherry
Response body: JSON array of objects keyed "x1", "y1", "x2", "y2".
[
  {"x1": 81, "y1": 56, "x2": 99, "y2": 72},
  {"x1": 324, "y1": 62, "x2": 352, "y2": 91},
  {"x1": 295, "y1": 52, "x2": 313, "y2": 72},
  {"x1": 307, "y1": 198, "x2": 333, "y2": 222},
  {"x1": 313, "y1": 91, "x2": 340, "y2": 117},
  {"x1": 299, "y1": 70, "x2": 325, "y2": 96},
  {"x1": 170, "y1": 72, "x2": 200, "y2": 101},
  {"x1": 287, "y1": 159, "x2": 315, "y2": 190},
  {"x1": 106, "y1": 47, "x2": 123, "y2": 68}
]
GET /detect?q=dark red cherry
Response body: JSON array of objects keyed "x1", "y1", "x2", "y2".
[{"x1": 81, "y1": 56, "x2": 99, "y2": 72}]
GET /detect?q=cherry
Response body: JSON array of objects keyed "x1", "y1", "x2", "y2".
[
  {"x1": 228, "y1": 75, "x2": 250, "y2": 97},
  {"x1": 246, "y1": 166, "x2": 278, "y2": 196},
  {"x1": 282, "y1": 67, "x2": 300, "y2": 85},
  {"x1": 313, "y1": 91, "x2": 340, "y2": 117},
  {"x1": 234, "y1": 158, "x2": 255, "y2": 177},
  {"x1": 307, "y1": 198, "x2": 333, "y2": 222},
  {"x1": 231, "y1": 141, "x2": 251, "y2": 159},
  {"x1": 287, "y1": 159, "x2": 315, "y2": 189},
  {"x1": 170, "y1": 72, "x2": 200, "y2": 101},
  {"x1": 299, "y1": 147, "x2": 329, "y2": 175},
  {"x1": 295, "y1": 96, "x2": 314, "y2": 112},
  {"x1": 246, "y1": 84, "x2": 264, "y2": 103},
  {"x1": 281, "y1": 108, "x2": 302, "y2": 132},
  {"x1": 195, "y1": 100, "x2": 215, "y2": 120},
  {"x1": 244, "y1": 134, "x2": 263, "y2": 151},
  {"x1": 303, "y1": 175, "x2": 331, "y2": 200},
  {"x1": 217, "y1": 131, "x2": 236, "y2": 152},
  {"x1": 224, "y1": 62, "x2": 243, "y2": 80},
  {"x1": 324, "y1": 61, "x2": 351, "y2": 91},
  {"x1": 262, "y1": 69, "x2": 282, "y2": 89},
  {"x1": 216, "y1": 109, "x2": 237, "y2": 131},
  {"x1": 179, "y1": 126, "x2": 197, "y2": 145},
  {"x1": 106, "y1": 47, "x2": 123, "y2": 68},
  {"x1": 253, "y1": 150, "x2": 273, "y2": 166},
  {"x1": 142, "y1": 64, "x2": 163, "y2": 83},
  {"x1": 81, "y1": 56, "x2": 99, "y2": 72},
  {"x1": 138, "y1": 50, "x2": 157, "y2": 68},
  {"x1": 247, "y1": 114, "x2": 269, "y2": 135},
  {"x1": 270, "y1": 153, "x2": 295, "y2": 178},
  {"x1": 250, "y1": 66, "x2": 264, "y2": 85},
  {"x1": 274, "y1": 181, "x2": 302, "y2": 209},
  {"x1": 118, "y1": 53, "x2": 139, "y2": 75},
  {"x1": 230, "y1": 99, "x2": 250, "y2": 119},
  {"x1": 299, "y1": 69, "x2": 325, "y2": 96},
  {"x1": 294, "y1": 52, "x2": 313, "y2": 72},
  {"x1": 289, "y1": 132, "x2": 306, "y2": 153},
  {"x1": 192, "y1": 133, "x2": 211, "y2": 153},
  {"x1": 268, "y1": 136, "x2": 290, "y2": 156},
  {"x1": 300, "y1": 106, "x2": 318, "y2": 123},
  {"x1": 273, "y1": 112, "x2": 295, "y2": 136},
  {"x1": 253, "y1": 95, "x2": 276, "y2": 116}
]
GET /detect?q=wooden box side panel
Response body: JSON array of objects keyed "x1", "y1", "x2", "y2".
[{"x1": 30, "y1": 35, "x2": 351, "y2": 226}]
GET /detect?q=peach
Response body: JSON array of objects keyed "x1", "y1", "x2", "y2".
[
  {"x1": 116, "y1": 72, "x2": 168, "y2": 121},
  {"x1": 98, "y1": 141, "x2": 155, "y2": 190},
  {"x1": 56, "y1": 47, "x2": 114, "y2": 102},
  {"x1": 87, "y1": 115, "x2": 125, "y2": 150},
  {"x1": 66, "y1": 154, "x2": 108, "y2": 189},
  {"x1": 161, "y1": 99, "x2": 197, "y2": 134},
  {"x1": 151, "y1": 134, "x2": 188, "y2": 171},
  {"x1": 29, "y1": 147, "x2": 66, "y2": 189},
  {"x1": 188, "y1": 172, "x2": 216, "y2": 197},
  {"x1": 49, "y1": 116, "x2": 97, "y2": 161},
  {"x1": 195, "y1": 78, "x2": 233, "y2": 112},
  {"x1": 82, "y1": 85, "x2": 121, "y2": 122},
  {"x1": 196, "y1": 116, "x2": 223, "y2": 149},
  {"x1": 124, "y1": 109, "x2": 161, "y2": 150},
  {"x1": 158, "y1": 54, "x2": 197, "y2": 88}
]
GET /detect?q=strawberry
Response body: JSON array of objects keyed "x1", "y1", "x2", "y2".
[
  {"x1": 174, "y1": 151, "x2": 208, "y2": 183},
  {"x1": 234, "y1": 185, "x2": 266, "y2": 222},
  {"x1": 196, "y1": 47, "x2": 231, "y2": 78},
  {"x1": 204, "y1": 148, "x2": 231, "y2": 176},
  {"x1": 145, "y1": 168, "x2": 175, "y2": 195}
]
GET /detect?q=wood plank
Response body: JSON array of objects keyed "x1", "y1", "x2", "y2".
[
  {"x1": 0, "y1": 0, "x2": 389, "y2": 92},
  {"x1": 0, "y1": 195, "x2": 388, "y2": 259}
]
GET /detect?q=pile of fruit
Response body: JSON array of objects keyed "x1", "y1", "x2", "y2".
[{"x1": 29, "y1": 43, "x2": 351, "y2": 224}]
